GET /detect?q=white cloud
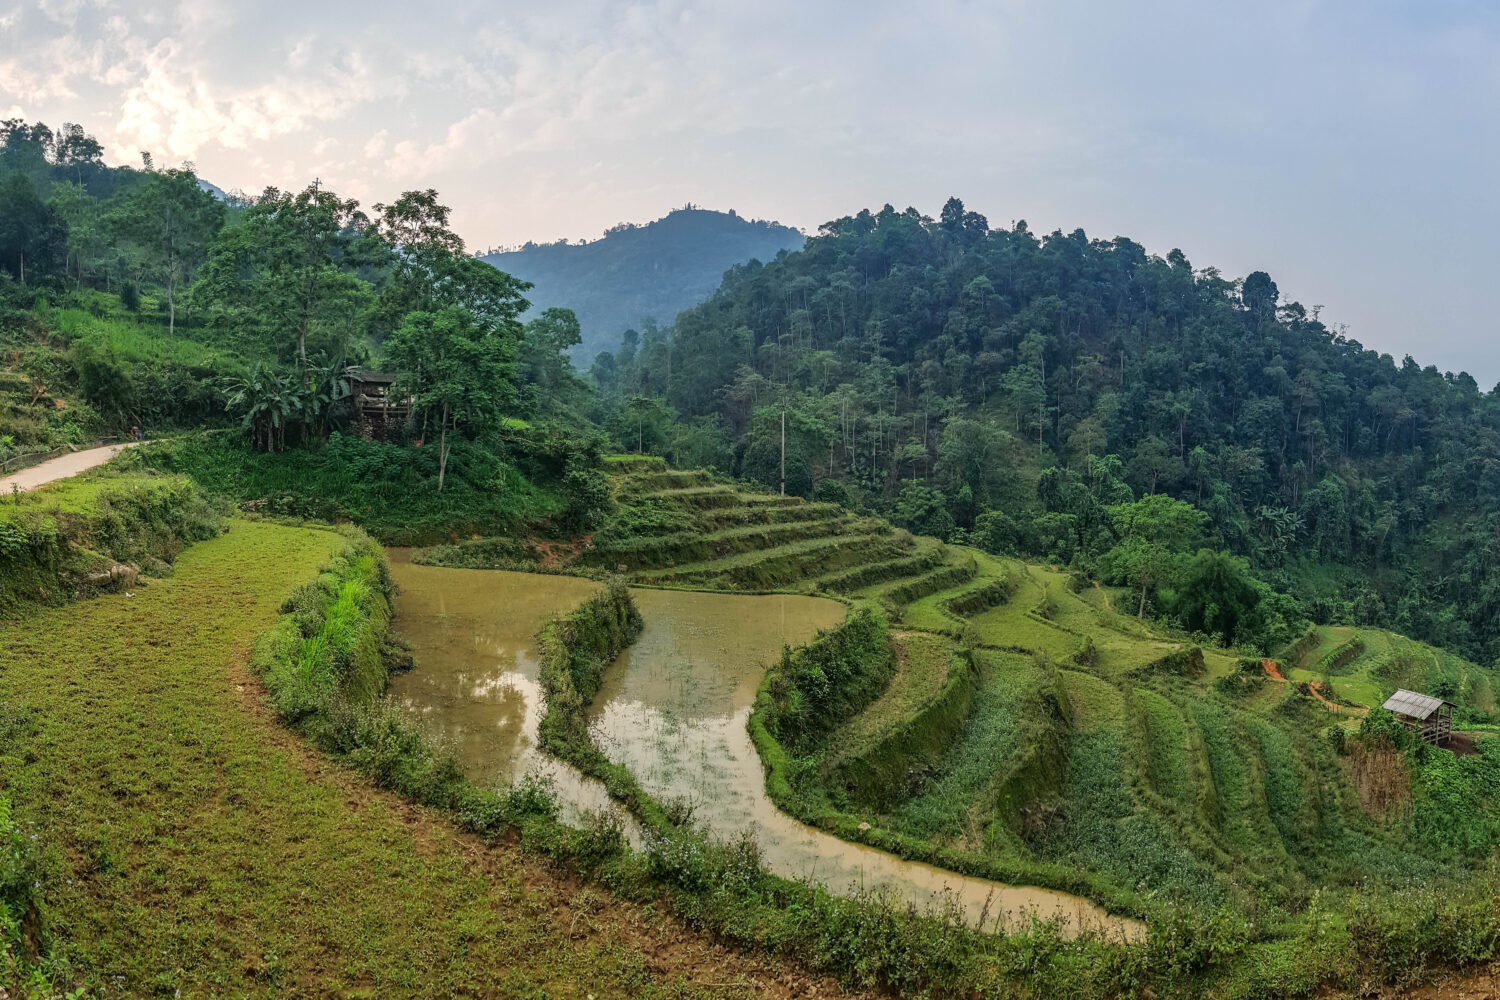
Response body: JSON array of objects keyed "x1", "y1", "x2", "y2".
[{"x1": 4, "y1": 0, "x2": 1500, "y2": 380}]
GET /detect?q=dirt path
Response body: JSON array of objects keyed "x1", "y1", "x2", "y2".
[
  {"x1": 1092, "y1": 580, "x2": 1114, "y2": 611},
  {"x1": 0, "y1": 441, "x2": 137, "y2": 492},
  {"x1": 1309, "y1": 680, "x2": 1368, "y2": 717}
]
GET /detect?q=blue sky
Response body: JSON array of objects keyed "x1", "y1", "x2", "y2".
[{"x1": 3, "y1": 0, "x2": 1498, "y2": 384}]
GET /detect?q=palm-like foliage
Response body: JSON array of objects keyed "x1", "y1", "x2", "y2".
[{"x1": 222, "y1": 363, "x2": 298, "y2": 452}]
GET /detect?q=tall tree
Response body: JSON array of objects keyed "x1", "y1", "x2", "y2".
[
  {"x1": 374, "y1": 189, "x2": 531, "y2": 329},
  {"x1": 0, "y1": 173, "x2": 65, "y2": 284},
  {"x1": 1101, "y1": 493, "x2": 1207, "y2": 617},
  {"x1": 383, "y1": 305, "x2": 517, "y2": 491},
  {"x1": 116, "y1": 167, "x2": 223, "y2": 334},
  {"x1": 194, "y1": 184, "x2": 375, "y2": 373}
]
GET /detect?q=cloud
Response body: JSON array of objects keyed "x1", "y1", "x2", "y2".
[{"x1": 4, "y1": 0, "x2": 1500, "y2": 380}]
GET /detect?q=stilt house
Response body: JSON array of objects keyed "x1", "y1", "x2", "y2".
[
  {"x1": 1381, "y1": 689, "x2": 1455, "y2": 746},
  {"x1": 348, "y1": 371, "x2": 411, "y2": 441}
]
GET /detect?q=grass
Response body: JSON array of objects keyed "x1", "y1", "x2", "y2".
[
  {"x1": 965, "y1": 566, "x2": 1081, "y2": 657},
  {"x1": 631, "y1": 530, "x2": 900, "y2": 589},
  {"x1": 901, "y1": 551, "x2": 1016, "y2": 632},
  {"x1": 0, "y1": 468, "x2": 224, "y2": 615},
  {"x1": 1131, "y1": 688, "x2": 1192, "y2": 802},
  {"x1": 0, "y1": 520, "x2": 849, "y2": 998},
  {"x1": 823, "y1": 632, "x2": 956, "y2": 767},
  {"x1": 38, "y1": 305, "x2": 231, "y2": 369},
  {"x1": 888, "y1": 651, "x2": 1045, "y2": 843}
]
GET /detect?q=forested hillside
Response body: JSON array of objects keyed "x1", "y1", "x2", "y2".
[
  {"x1": 0, "y1": 118, "x2": 605, "y2": 541},
  {"x1": 482, "y1": 207, "x2": 804, "y2": 359},
  {"x1": 592, "y1": 199, "x2": 1500, "y2": 664}
]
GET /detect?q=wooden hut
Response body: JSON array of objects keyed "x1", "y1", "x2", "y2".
[
  {"x1": 1381, "y1": 689, "x2": 1455, "y2": 746},
  {"x1": 347, "y1": 371, "x2": 411, "y2": 441}
]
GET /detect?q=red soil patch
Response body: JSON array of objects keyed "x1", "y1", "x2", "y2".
[
  {"x1": 533, "y1": 535, "x2": 592, "y2": 568},
  {"x1": 1261, "y1": 658, "x2": 1286, "y2": 682}
]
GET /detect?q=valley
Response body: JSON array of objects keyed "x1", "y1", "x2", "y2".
[{"x1": 5, "y1": 112, "x2": 1500, "y2": 999}]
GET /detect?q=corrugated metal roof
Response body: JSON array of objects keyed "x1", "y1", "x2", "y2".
[{"x1": 1382, "y1": 689, "x2": 1451, "y2": 721}]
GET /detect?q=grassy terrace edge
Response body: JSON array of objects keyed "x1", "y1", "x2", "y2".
[
  {"x1": 243, "y1": 504, "x2": 1500, "y2": 999},
  {"x1": 746, "y1": 610, "x2": 1150, "y2": 920},
  {"x1": 246, "y1": 526, "x2": 1162, "y2": 997}
]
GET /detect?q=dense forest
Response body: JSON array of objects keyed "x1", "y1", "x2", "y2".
[
  {"x1": 482, "y1": 206, "x2": 804, "y2": 359},
  {"x1": 591, "y1": 199, "x2": 1500, "y2": 664},
  {"x1": 0, "y1": 118, "x2": 605, "y2": 539},
  {"x1": 7, "y1": 116, "x2": 1499, "y2": 661}
]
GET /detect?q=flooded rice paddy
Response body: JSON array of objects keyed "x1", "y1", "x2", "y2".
[{"x1": 387, "y1": 554, "x2": 1141, "y2": 939}]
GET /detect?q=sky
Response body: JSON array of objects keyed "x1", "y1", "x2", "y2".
[{"x1": 3, "y1": 0, "x2": 1499, "y2": 384}]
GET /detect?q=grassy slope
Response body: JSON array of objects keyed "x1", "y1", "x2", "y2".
[
  {"x1": 0, "y1": 519, "x2": 848, "y2": 998},
  {"x1": 1282, "y1": 624, "x2": 1496, "y2": 721}
]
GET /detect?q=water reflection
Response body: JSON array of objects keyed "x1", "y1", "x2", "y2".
[
  {"x1": 388, "y1": 555, "x2": 1142, "y2": 940},
  {"x1": 385, "y1": 556, "x2": 622, "y2": 825}
]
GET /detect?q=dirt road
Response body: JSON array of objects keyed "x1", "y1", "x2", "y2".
[{"x1": 0, "y1": 442, "x2": 137, "y2": 493}]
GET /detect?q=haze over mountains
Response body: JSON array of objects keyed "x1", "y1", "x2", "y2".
[{"x1": 480, "y1": 207, "x2": 804, "y2": 360}]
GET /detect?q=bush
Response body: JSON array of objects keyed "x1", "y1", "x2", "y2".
[{"x1": 0, "y1": 794, "x2": 43, "y2": 971}]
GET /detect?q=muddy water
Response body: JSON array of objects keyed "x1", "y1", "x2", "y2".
[
  {"x1": 387, "y1": 555, "x2": 1141, "y2": 940},
  {"x1": 384, "y1": 555, "x2": 626, "y2": 826},
  {"x1": 591, "y1": 588, "x2": 1142, "y2": 940}
]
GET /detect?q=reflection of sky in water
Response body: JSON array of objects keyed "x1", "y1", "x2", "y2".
[
  {"x1": 386, "y1": 563, "x2": 622, "y2": 827},
  {"x1": 388, "y1": 559, "x2": 1140, "y2": 940}
]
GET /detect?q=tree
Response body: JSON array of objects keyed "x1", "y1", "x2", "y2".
[
  {"x1": 1100, "y1": 494, "x2": 1207, "y2": 617},
  {"x1": 384, "y1": 306, "x2": 516, "y2": 491},
  {"x1": 892, "y1": 482, "x2": 955, "y2": 539},
  {"x1": 375, "y1": 189, "x2": 531, "y2": 328},
  {"x1": 936, "y1": 417, "x2": 1004, "y2": 508},
  {"x1": 1171, "y1": 549, "x2": 1264, "y2": 646},
  {"x1": 222, "y1": 363, "x2": 300, "y2": 453},
  {"x1": 0, "y1": 173, "x2": 65, "y2": 284},
  {"x1": 48, "y1": 181, "x2": 103, "y2": 288},
  {"x1": 1127, "y1": 435, "x2": 1179, "y2": 495},
  {"x1": 116, "y1": 167, "x2": 223, "y2": 333},
  {"x1": 194, "y1": 184, "x2": 374, "y2": 374},
  {"x1": 516, "y1": 307, "x2": 584, "y2": 416},
  {"x1": 1241, "y1": 270, "x2": 1279, "y2": 320}
]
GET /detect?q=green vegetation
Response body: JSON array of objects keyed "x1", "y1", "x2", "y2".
[
  {"x1": 1, "y1": 519, "x2": 883, "y2": 997},
  {"x1": 588, "y1": 197, "x2": 1500, "y2": 668},
  {"x1": 534, "y1": 581, "x2": 662, "y2": 823},
  {"x1": 137, "y1": 430, "x2": 569, "y2": 544},
  {"x1": 1, "y1": 120, "x2": 605, "y2": 543},
  {"x1": 10, "y1": 112, "x2": 1500, "y2": 998},
  {"x1": 483, "y1": 206, "x2": 804, "y2": 359},
  {"x1": 0, "y1": 467, "x2": 223, "y2": 613}
]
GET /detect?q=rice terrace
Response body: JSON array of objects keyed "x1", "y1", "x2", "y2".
[{"x1": 7, "y1": 9, "x2": 1500, "y2": 998}]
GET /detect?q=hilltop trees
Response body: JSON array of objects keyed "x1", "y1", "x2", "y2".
[
  {"x1": 194, "y1": 185, "x2": 375, "y2": 370},
  {"x1": 594, "y1": 197, "x2": 1500, "y2": 662}
]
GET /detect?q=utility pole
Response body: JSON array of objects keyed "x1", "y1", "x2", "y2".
[{"x1": 780, "y1": 398, "x2": 786, "y2": 498}]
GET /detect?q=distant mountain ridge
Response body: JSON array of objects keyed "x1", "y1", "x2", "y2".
[{"x1": 481, "y1": 207, "x2": 804, "y2": 359}]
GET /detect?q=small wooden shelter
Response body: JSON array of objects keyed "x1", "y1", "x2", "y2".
[
  {"x1": 347, "y1": 371, "x2": 411, "y2": 441},
  {"x1": 1381, "y1": 689, "x2": 1455, "y2": 746}
]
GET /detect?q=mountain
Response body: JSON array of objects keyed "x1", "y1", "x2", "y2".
[
  {"x1": 593, "y1": 198, "x2": 1500, "y2": 665},
  {"x1": 480, "y1": 206, "x2": 804, "y2": 360}
]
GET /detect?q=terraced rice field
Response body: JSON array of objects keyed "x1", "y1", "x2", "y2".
[{"x1": 418, "y1": 458, "x2": 1500, "y2": 938}]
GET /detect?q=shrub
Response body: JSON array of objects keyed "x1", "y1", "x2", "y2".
[{"x1": 0, "y1": 794, "x2": 43, "y2": 971}]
